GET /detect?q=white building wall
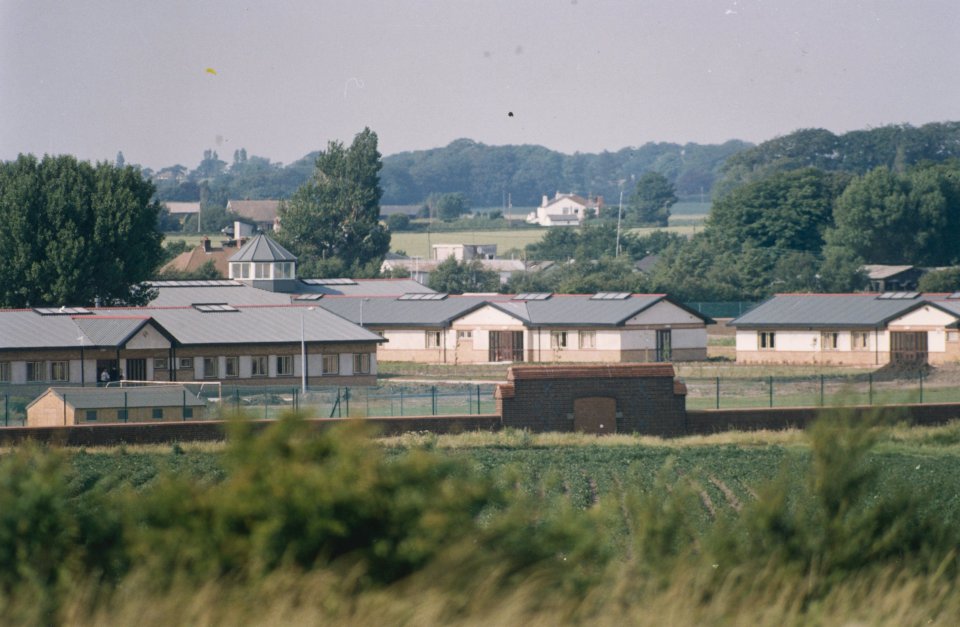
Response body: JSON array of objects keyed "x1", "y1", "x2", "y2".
[
  {"x1": 382, "y1": 330, "x2": 428, "y2": 350},
  {"x1": 621, "y1": 330, "x2": 656, "y2": 350},
  {"x1": 596, "y1": 330, "x2": 620, "y2": 350},
  {"x1": 339, "y1": 353, "x2": 353, "y2": 375},
  {"x1": 673, "y1": 328, "x2": 707, "y2": 349}
]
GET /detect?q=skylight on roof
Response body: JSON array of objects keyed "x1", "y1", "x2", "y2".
[
  {"x1": 149, "y1": 280, "x2": 242, "y2": 287},
  {"x1": 948, "y1": 292, "x2": 960, "y2": 300},
  {"x1": 301, "y1": 278, "x2": 358, "y2": 286},
  {"x1": 397, "y1": 293, "x2": 448, "y2": 301},
  {"x1": 590, "y1": 292, "x2": 631, "y2": 301},
  {"x1": 294, "y1": 294, "x2": 325, "y2": 301},
  {"x1": 34, "y1": 307, "x2": 93, "y2": 316},
  {"x1": 877, "y1": 292, "x2": 920, "y2": 300},
  {"x1": 192, "y1": 303, "x2": 239, "y2": 312},
  {"x1": 513, "y1": 293, "x2": 553, "y2": 301}
]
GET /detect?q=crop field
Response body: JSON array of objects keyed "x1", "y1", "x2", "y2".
[{"x1": 5, "y1": 417, "x2": 960, "y2": 625}]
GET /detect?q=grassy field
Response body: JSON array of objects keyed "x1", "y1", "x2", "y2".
[{"x1": 4, "y1": 416, "x2": 959, "y2": 624}]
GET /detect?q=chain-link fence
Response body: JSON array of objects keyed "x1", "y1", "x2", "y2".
[
  {"x1": 0, "y1": 382, "x2": 501, "y2": 426},
  {"x1": 683, "y1": 371, "x2": 954, "y2": 410}
]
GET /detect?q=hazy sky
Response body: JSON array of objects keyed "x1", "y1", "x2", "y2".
[{"x1": 2, "y1": 1, "x2": 959, "y2": 169}]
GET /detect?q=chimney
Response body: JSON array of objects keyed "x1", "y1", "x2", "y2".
[
  {"x1": 234, "y1": 221, "x2": 245, "y2": 246},
  {"x1": 202, "y1": 236, "x2": 211, "y2": 252},
  {"x1": 541, "y1": 195, "x2": 548, "y2": 207}
]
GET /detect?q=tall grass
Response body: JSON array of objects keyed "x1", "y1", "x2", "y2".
[{"x1": 0, "y1": 412, "x2": 957, "y2": 625}]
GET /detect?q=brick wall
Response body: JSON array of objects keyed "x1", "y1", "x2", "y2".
[
  {"x1": 496, "y1": 364, "x2": 689, "y2": 436},
  {"x1": 688, "y1": 403, "x2": 960, "y2": 434}
]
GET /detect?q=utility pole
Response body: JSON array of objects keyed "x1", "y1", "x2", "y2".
[{"x1": 616, "y1": 180, "x2": 625, "y2": 257}]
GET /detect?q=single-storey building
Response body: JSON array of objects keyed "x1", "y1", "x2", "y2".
[
  {"x1": 26, "y1": 385, "x2": 207, "y2": 426},
  {"x1": 731, "y1": 293, "x2": 960, "y2": 366},
  {"x1": 317, "y1": 292, "x2": 712, "y2": 364},
  {"x1": 526, "y1": 192, "x2": 603, "y2": 227},
  {"x1": 0, "y1": 303, "x2": 383, "y2": 388}
]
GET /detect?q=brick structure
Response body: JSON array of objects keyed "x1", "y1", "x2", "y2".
[{"x1": 496, "y1": 364, "x2": 688, "y2": 435}]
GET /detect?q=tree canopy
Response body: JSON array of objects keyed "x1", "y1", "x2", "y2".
[
  {"x1": 628, "y1": 172, "x2": 676, "y2": 226},
  {"x1": 277, "y1": 128, "x2": 390, "y2": 277},
  {"x1": 427, "y1": 258, "x2": 499, "y2": 294},
  {"x1": 0, "y1": 154, "x2": 163, "y2": 307}
]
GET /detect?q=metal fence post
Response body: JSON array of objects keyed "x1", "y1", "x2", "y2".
[
  {"x1": 183, "y1": 390, "x2": 187, "y2": 421},
  {"x1": 920, "y1": 371, "x2": 924, "y2": 404},
  {"x1": 345, "y1": 387, "x2": 351, "y2": 416},
  {"x1": 768, "y1": 376, "x2": 773, "y2": 408},
  {"x1": 400, "y1": 388, "x2": 404, "y2": 416},
  {"x1": 432, "y1": 386, "x2": 437, "y2": 415},
  {"x1": 124, "y1": 391, "x2": 128, "y2": 423},
  {"x1": 819, "y1": 375, "x2": 824, "y2": 406},
  {"x1": 715, "y1": 377, "x2": 720, "y2": 410},
  {"x1": 477, "y1": 384, "x2": 481, "y2": 414},
  {"x1": 869, "y1": 373, "x2": 873, "y2": 405},
  {"x1": 4, "y1": 394, "x2": 7, "y2": 426}
]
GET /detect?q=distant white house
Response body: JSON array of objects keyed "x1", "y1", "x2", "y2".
[
  {"x1": 526, "y1": 193, "x2": 603, "y2": 227},
  {"x1": 431, "y1": 243, "x2": 497, "y2": 261}
]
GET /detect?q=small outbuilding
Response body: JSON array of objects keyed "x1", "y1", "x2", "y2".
[{"x1": 26, "y1": 385, "x2": 208, "y2": 426}]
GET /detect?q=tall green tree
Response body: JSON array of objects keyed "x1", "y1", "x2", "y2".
[
  {"x1": 427, "y1": 192, "x2": 470, "y2": 221},
  {"x1": 277, "y1": 128, "x2": 390, "y2": 277},
  {"x1": 0, "y1": 154, "x2": 163, "y2": 307},
  {"x1": 628, "y1": 172, "x2": 676, "y2": 226},
  {"x1": 427, "y1": 258, "x2": 499, "y2": 294}
]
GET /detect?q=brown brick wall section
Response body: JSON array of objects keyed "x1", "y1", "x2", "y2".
[
  {"x1": 687, "y1": 403, "x2": 960, "y2": 434},
  {"x1": 498, "y1": 363, "x2": 688, "y2": 436}
]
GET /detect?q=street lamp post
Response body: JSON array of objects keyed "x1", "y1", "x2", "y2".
[{"x1": 616, "y1": 183, "x2": 625, "y2": 257}]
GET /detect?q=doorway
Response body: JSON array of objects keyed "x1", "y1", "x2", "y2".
[
  {"x1": 489, "y1": 331, "x2": 524, "y2": 362},
  {"x1": 890, "y1": 331, "x2": 928, "y2": 366},
  {"x1": 656, "y1": 329, "x2": 672, "y2": 362},
  {"x1": 126, "y1": 358, "x2": 147, "y2": 381},
  {"x1": 573, "y1": 397, "x2": 617, "y2": 434}
]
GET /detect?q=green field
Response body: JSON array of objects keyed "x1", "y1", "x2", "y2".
[{"x1": 4, "y1": 416, "x2": 960, "y2": 624}]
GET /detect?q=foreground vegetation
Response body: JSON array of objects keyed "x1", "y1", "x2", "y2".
[{"x1": 3, "y1": 415, "x2": 960, "y2": 625}]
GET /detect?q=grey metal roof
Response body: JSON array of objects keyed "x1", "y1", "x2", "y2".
[
  {"x1": 99, "y1": 305, "x2": 383, "y2": 346},
  {"x1": 33, "y1": 385, "x2": 207, "y2": 410},
  {"x1": 149, "y1": 284, "x2": 294, "y2": 307},
  {"x1": 74, "y1": 316, "x2": 153, "y2": 346},
  {"x1": 729, "y1": 294, "x2": 933, "y2": 328},
  {"x1": 294, "y1": 279, "x2": 436, "y2": 297},
  {"x1": 317, "y1": 296, "x2": 499, "y2": 327},
  {"x1": 228, "y1": 233, "x2": 297, "y2": 262},
  {"x1": 488, "y1": 294, "x2": 679, "y2": 326},
  {"x1": 0, "y1": 304, "x2": 382, "y2": 352},
  {"x1": 316, "y1": 293, "x2": 709, "y2": 328}
]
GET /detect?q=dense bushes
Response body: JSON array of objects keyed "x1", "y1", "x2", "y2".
[{"x1": 0, "y1": 414, "x2": 957, "y2": 624}]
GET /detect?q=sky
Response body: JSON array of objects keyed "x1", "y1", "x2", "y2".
[{"x1": 2, "y1": 0, "x2": 959, "y2": 170}]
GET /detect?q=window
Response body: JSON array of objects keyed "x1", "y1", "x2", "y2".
[
  {"x1": 426, "y1": 331, "x2": 442, "y2": 348},
  {"x1": 154, "y1": 357, "x2": 169, "y2": 370},
  {"x1": 179, "y1": 357, "x2": 194, "y2": 370},
  {"x1": 354, "y1": 353, "x2": 370, "y2": 374},
  {"x1": 255, "y1": 262, "x2": 271, "y2": 279},
  {"x1": 232, "y1": 262, "x2": 250, "y2": 279},
  {"x1": 152, "y1": 408, "x2": 163, "y2": 420},
  {"x1": 821, "y1": 332, "x2": 839, "y2": 351},
  {"x1": 322, "y1": 354, "x2": 339, "y2": 375},
  {"x1": 117, "y1": 409, "x2": 128, "y2": 421},
  {"x1": 579, "y1": 331, "x2": 596, "y2": 349},
  {"x1": 0, "y1": 362, "x2": 9, "y2": 382},
  {"x1": 277, "y1": 262, "x2": 294, "y2": 278},
  {"x1": 948, "y1": 331, "x2": 959, "y2": 342},
  {"x1": 225, "y1": 356, "x2": 239, "y2": 378},
  {"x1": 456, "y1": 330, "x2": 473, "y2": 341},
  {"x1": 276, "y1": 355, "x2": 293, "y2": 376},
  {"x1": 203, "y1": 357, "x2": 219, "y2": 379},
  {"x1": 758, "y1": 332, "x2": 776, "y2": 350},
  {"x1": 26, "y1": 361, "x2": 44, "y2": 382},
  {"x1": 50, "y1": 361, "x2": 69, "y2": 381},
  {"x1": 852, "y1": 331, "x2": 870, "y2": 350},
  {"x1": 551, "y1": 331, "x2": 568, "y2": 349},
  {"x1": 182, "y1": 406, "x2": 194, "y2": 419},
  {"x1": 252, "y1": 356, "x2": 268, "y2": 377},
  {"x1": 85, "y1": 410, "x2": 97, "y2": 421}
]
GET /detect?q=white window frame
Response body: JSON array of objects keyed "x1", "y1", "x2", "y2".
[
  {"x1": 225, "y1": 356, "x2": 239, "y2": 378},
  {"x1": 203, "y1": 357, "x2": 219, "y2": 379},
  {"x1": 252, "y1": 356, "x2": 268, "y2": 377},
  {"x1": 579, "y1": 330, "x2": 596, "y2": 349},
  {"x1": 852, "y1": 331, "x2": 870, "y2": 350},
  {"x1": 551, "y1": 330, "x2": 568, "y2": 350},
  {"x1": 353, "y1": 353, "x2": 370, "y2": 374},
  {"x1": 26, "y1": 361, "x2": 44, "y2": 382},
  {"x1": 456, "y1": 330, "x2": 473, "y2": 341},
  {"x1": 254, "y1": 262, "x2": 271, "y2": 279},
  {"x1": 322, "y1": 354, "x2": 339, "y2": 375},
  {"x1": 276, "y1": 355, "x2": 293, "y2": 376},
  {"x1": 758, "y1": 332, "x2": 775, "y2": 350},
  {"x1": 0, "y1": 361, "x2": 9, "y2": 382},
  {"x1": 154, "y1": 357, "x2": 169, "y2": 370},
  {"x1": 179, "y1": 357, "x2": 194, "y2": 370},
  {"x1": 426, "y1": 331, "x2": 442, "y2": 349},
  {"x1": 821, "y1": 331, "x2": 840, "y2": 351},
  {"x1": 50, "y1": 360, "x2": 69, "y2": 382}
]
